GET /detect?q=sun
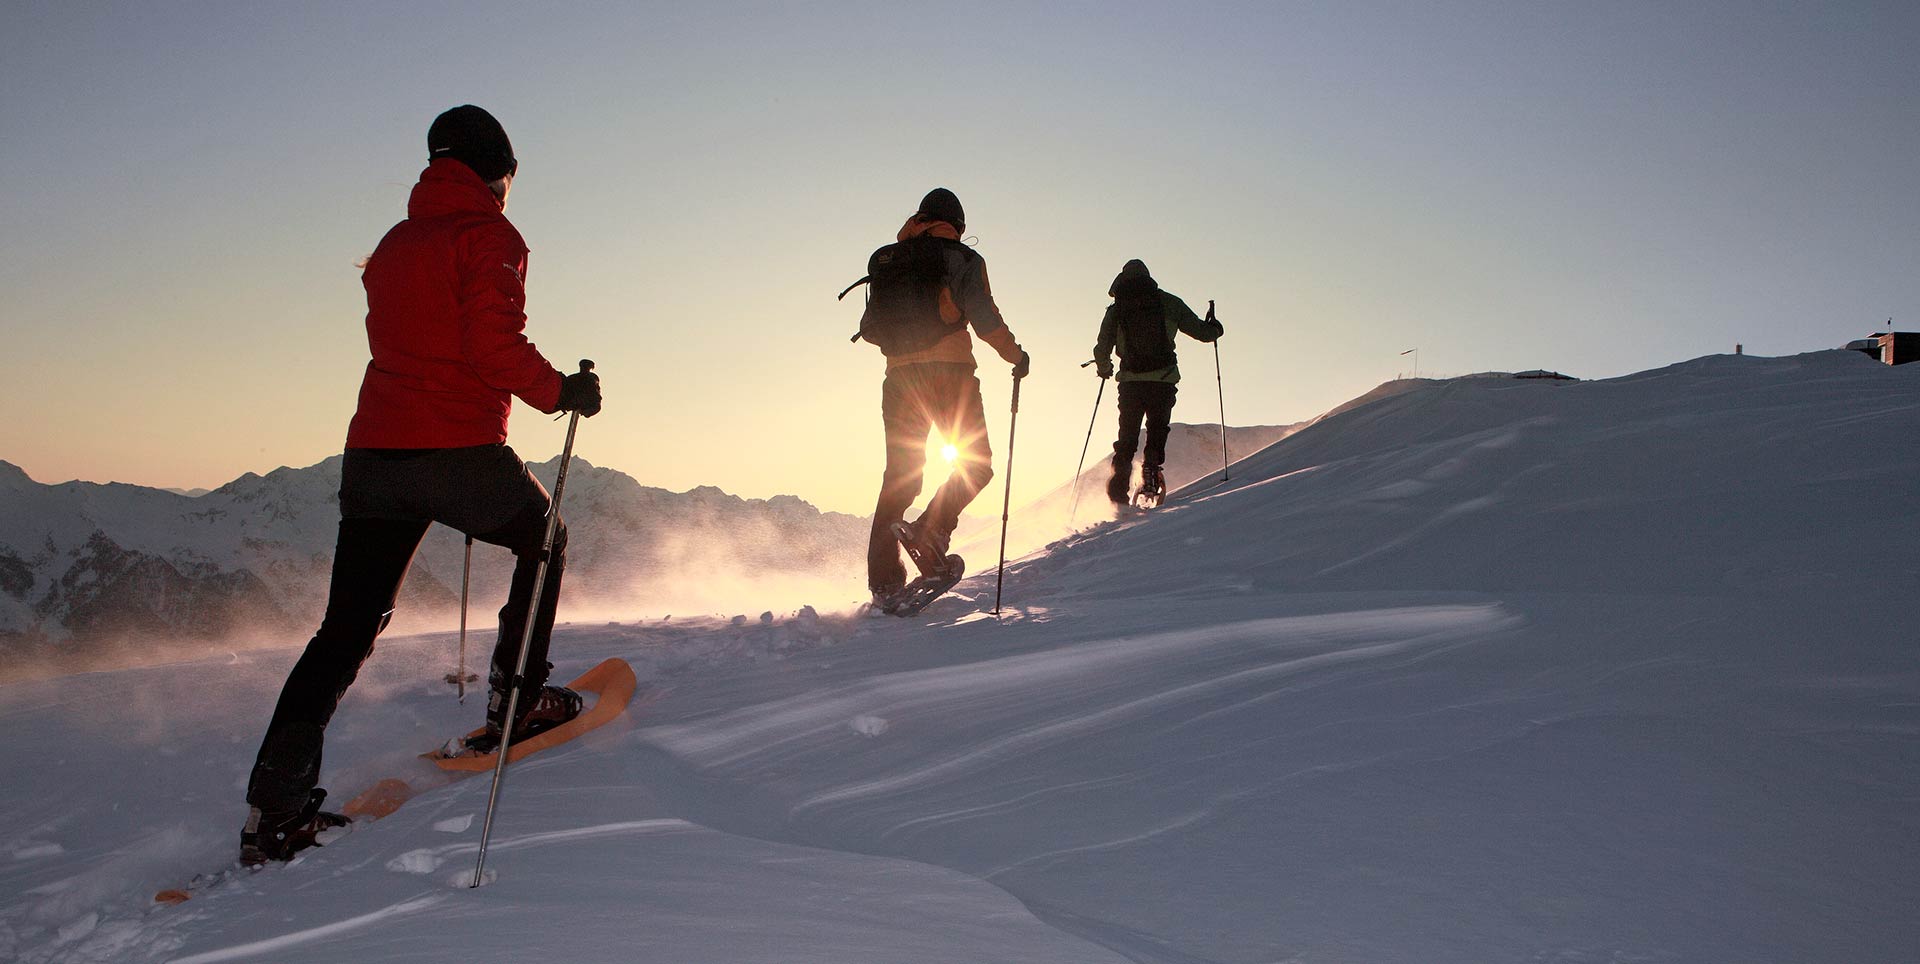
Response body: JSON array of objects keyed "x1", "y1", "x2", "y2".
[{"x1": 926, "y1": 433, "x2": 959, "y2": 467}]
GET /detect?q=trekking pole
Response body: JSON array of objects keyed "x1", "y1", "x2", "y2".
[
  {"x1": 1068, "y1": 362, "x2": 1106, "y2": 527},
  {"x1": 472, "y1": 360, "x2": 592, "y2": 889},
  {"x1": 455, "y1": 535, "x2": 473, "y2": 702},
  {"x1": 992, "y1": 371, "x2": 1023, "y2": 616},
  {"x1": 1211, "y1": 300, "x2": 1228, "y2": 482}
]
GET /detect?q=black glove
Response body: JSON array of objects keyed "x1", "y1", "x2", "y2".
[
  {"x1": 556, "y1": 369, "x2": 602, "y2": 417},
  {"x1": 1095, "y1": 361, "x2": 1113, "y2": 379},
  {"x1": 1012, "y1": 349, "x2": 1031, "y2": 380}
]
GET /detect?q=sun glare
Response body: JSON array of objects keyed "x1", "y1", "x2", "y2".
[{"x1": 925, "y1": 433, "x2": 960, "y2": 467}]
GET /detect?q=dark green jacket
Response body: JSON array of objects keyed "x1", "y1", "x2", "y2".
[{"x1": 1094, "y1": 289, "x2": 1222, "y2": 384}]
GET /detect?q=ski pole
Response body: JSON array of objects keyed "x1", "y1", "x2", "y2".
[
  {"x1": 472, "y1": 359, "x2": 592, "y2": 889},
  {"x1": 992, "y1": 371, "x2": 1023, "y2": 616},
  {"x1": 455, "y1": 534, "x2": 473, "y2": 702},
  {"x1": 1211, "y1": 300, "x2": 1228, "y2": 482},
  {"x1": 1068, "y1": 362, "x2": 1106, "y2": 527}
]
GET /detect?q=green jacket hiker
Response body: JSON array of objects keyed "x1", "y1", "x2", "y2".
[{"x1": 1092, "y1": 259, "x2": 1222, "y2": 506}]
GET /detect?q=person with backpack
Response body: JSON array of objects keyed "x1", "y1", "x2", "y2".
[
  {"x1": 847, "y1": 188, "x2": 1029, "y2": 609},
  {"x1": 1092, "y1": 259, "x2": 1223, "y2": 506},
  {"x1": 240, "y1": 105, "x2": 603, "y2": 866}
]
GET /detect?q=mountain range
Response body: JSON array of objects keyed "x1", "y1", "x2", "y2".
[{"x1": 0, "y1": 456, "x2": 869, "y2": 675}]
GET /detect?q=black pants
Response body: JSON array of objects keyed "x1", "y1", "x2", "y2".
[
  {"x1": 1114, "y1": 380, "x2": 1178, "y2": 468},
  {"x1": 246, "y1": 443, "x2": 565, "y2": 813},
  {"x1": 869, "y1": 363, "x2": 993, "y2": 593}
]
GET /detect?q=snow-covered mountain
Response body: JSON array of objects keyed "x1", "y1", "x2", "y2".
[
  {"x1": 2, "y1": 350, "x2": 1915, "y2": 963},
  {"x1": 0, "y1": 457, "x2": 868, "y2": 675}
]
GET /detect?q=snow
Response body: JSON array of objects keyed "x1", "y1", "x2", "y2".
[{"x1": 1, "y1": 350, "x2": 1916, "y2": 962}]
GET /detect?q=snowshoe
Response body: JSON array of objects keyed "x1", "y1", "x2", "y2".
[
  {"x1": 878, "y1": 554, "x2": 965, "y2": 617},
  {"x1": 239, "y1": 788, "x2": 350, "y2": 866},
  {"x1": 890, "y1": 518, "x2": 952, "y2": 579},
  {"x1": 867, "y1": 588, "x2": 901, "y2": 617},
  {"x1": 1133, "y1": 464, "x2": 1166, "y2": 509},
  {"x1": 464, "y1": 682, "x2": 584, "y2": 755}
]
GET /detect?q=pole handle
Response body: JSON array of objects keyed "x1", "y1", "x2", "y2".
[{"x1": 579, "y1": 359, "x2": 595, "y2": 374}]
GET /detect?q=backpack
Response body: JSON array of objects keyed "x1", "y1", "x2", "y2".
[
  {"x1": 840, "y1": 235, "x2": 966, "y2": 355},
  {"x1": 1114, "y1": 288, "x2": 1175, "y2": 374}
]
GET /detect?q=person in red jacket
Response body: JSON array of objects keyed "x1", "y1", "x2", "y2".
[{"x1": 241, "y1": 105, "x2": 602, "y2": 865}]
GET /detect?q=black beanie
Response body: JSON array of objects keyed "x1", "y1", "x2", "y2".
[
  {"x1": 1109, "y1": 259, "x2": 1157, "y2": 297},
  {"x1": 916, "y1": 188, "x2": 965, "y2": 232},
  {"x1": 428, "y1": 105, "x2": 517, "y2": 182}
]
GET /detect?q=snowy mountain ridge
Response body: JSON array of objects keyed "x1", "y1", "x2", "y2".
[
  {"x1": 0, "y1": 455, "x2": 869, "y2": 673},
  {"x1": 950, "y1": 419, "x2": 1304, "y2": 565}
]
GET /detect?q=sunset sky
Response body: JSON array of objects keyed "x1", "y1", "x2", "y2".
[{"x1": 3, "y1": 2, "x2": 1915, "y2": 515}]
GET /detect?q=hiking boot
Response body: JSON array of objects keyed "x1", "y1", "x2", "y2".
[
  {"x1": 470, "y1": 679, "x2": 584, "y2": 754},
  {"x1": 240, "y1": 788, "x2": 349, "y2": 866},
  {"x1": 891, "y1": 518, "x2": 952, "y2": 578},
  {"x1": 1138, "y1": 464, "x2": 1166, "y2": 505},
  {"x1": 1106, "y1": 455, "x2": 1133, "y2": 505}
]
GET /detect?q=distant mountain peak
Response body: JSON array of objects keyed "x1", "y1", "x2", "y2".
[{"x1": 0, "y1": 461, "x2": 33, "y2": 488}]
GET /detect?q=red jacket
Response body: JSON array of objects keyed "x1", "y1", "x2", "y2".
[{"x1": 345, "y1": 159, "x2": 563, "y2": 448}]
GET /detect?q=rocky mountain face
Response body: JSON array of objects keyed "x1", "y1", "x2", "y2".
[{"x1": 0, "y1": 457, "x2": 867, "y2": 675}]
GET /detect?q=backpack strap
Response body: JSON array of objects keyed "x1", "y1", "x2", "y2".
[{"x1": 837, "y1": 276, "x2": 870, "y2": 301}]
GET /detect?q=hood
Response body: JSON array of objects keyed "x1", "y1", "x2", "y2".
[
  {"x1": 1109, "y1": 258, "x2": 1158, "y2": 298},
  {"x1": 407, "y1": 158, "x2": 505, "y2": 219},
  {"x1": 898, "y1": 216, "x2": 963, "y2": 243}
]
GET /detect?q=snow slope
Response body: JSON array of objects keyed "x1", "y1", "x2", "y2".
[
  {"x1": 947, "y1": 418, "x2": 1303, "y2": 576},
  {"x1": 2, "y1": 350, "x2": 1915, "y2": 963}
]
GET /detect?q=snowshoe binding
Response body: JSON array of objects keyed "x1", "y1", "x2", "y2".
[
  {"x1": 890, "y1": 518, "x2": 952, "y2": 579},
  {"x1": 877, "y1": 553, "x2": 966, "y2": 617},
  {"x1": 462, "y1": 681, "x2": 585, "y2": 755},
  {"x1": 240, "y1": 788, "x2": 350, "y2": 866},
  {"x1": 1133, "y1": 464, "x2": 1166, "y2": 509}
]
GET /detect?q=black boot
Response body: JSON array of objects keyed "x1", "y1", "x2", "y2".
[
  {"x1": 468, "y1": 676, "x2": 584, "y2": 754},
  {"x1": 1138, "y1": 464, "x2": 1166, "y2": 507},
  {"x1": 240, "y1": 788, "x2": 349, "y2": 866},
  {"x1": 891, "y1": 518, "x2": 956, "y2": 578},
  {"x1": 1106, "y1": 454, "x2": 1133, "y2": 505}
]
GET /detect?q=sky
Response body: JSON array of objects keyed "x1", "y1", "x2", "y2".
[{"x1": 2, "y1": 1, "x2": 1916, "y2": 515}]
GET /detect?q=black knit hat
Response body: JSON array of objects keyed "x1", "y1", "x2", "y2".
[
  {"x1": 428, "y1": 105, "x2": 517, "y2": 182},
  {"x1": 1109, "y1": 258, "x2": 1158, "y2": 297},
  {"x1": 916, "y1": 188, "x2": 965, "y2": 232}
]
